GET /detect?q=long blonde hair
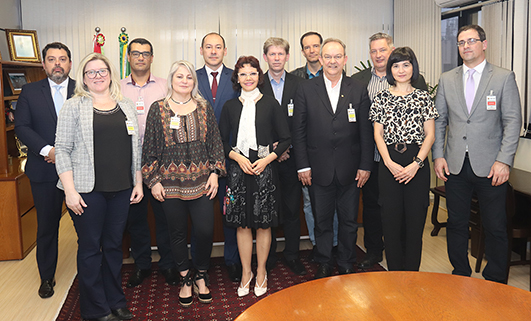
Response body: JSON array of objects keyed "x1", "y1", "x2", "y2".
[
  {"x1": 74, "y1": 53, "x2": 123, "y2": 101},
  {"x1": 164, "y1": 60, "x2": 206, "y2": 106}
]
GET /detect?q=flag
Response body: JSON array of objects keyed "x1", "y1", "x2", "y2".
[{"x1": 119, "y1": 32, "x2": 130, "y2": 79}]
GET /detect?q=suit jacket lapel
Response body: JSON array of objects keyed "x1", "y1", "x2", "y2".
[
  {"x1": 216, "y1": 66, "x2": 233, "y2": 110},
  {"x1": 315, "y1": 76, "x2": 334, "y2": 115},
  {"x1": 41, "y1": 79, "x2": 58, "y2": 122},
  {"x1": 453, "y1": 66, "x2": 468, "y2": 116},
  {"x1": 261, "y1": 72, "x2": 274, "y2": 97},
  {"x1": 281, "y1": 74, "x2": 296, "y2": 107},
  {"x1": 198, "y1": 68, "x2": 214, "y2": 107},
  {"x1": 470, "y1": 62, "x2": 493, "y2": 116},
  {"x1": 66, "y1": 78, "x2": 75, "y2": 99},
  {"x1": 336, "y1": 78, "x2": 351, "y2": 115}
]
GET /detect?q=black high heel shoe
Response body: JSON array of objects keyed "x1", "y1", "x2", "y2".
[
  {"x1": 193, "y1": 270, "x2": 212, "y2": 304},
  {"x1": 179, "y1": 270, "x2": 193, "y2": 307}
]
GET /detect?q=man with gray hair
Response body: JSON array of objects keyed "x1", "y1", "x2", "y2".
[
  {"x1": 260, "y1": 37, "x2": 306, "y2": 275},
  {"x1": 351, "y1": 32, "x2": 428, "y2": 269},
  {"x1": 293, "y1": 38, "x2": 373, "y2": 279}
]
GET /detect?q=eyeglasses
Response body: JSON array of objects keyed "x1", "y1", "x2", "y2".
[
  {"x1": 46, "y1": 57, "x2": 69, "y2": 64},
  {"x1": 84, "y1": 68, "x2": 109, "y2": 79},
  {"x1": 238, "y1": 72, "x2": 259, "y2": 78},
  {"x1": 322, "y1": 54, "x2": 344, "y2": 62},
  {"x1": 457, "y1": 38, "x2": 482, "y2": 47},
  {"x1": 130, "y1": 51, "x2": 152, "y2": 59}
]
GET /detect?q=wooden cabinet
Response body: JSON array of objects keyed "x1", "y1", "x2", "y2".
[{"x1": 0, "y1": 59, "x2": 46, "y2": 260}]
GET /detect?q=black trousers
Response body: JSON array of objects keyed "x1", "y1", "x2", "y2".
[
  {"x1": 126, "y1": 183, "x2": 174, "y2": 270},
  {"x1": 361, "y1": 161, "x2": 384, "y2": 256},
  {"x1": 269, "y1": 157, "x2": 303, "y2": 262},
  {"x1": 379, "y1": 145, "x2": 429, "y2": 271},
  {"x1": 310, "y1": 176, "x2": 360, "y2": 270},
  {"x1": 70, "y1": 189, "x2": 130, "y2": 319},
  {"x1": 445, "y1": 157, "x2": 508, "y2": 282},
  {"x1": 30, "y1": 180, "x2": 64, "y2": 281},
  {"x1": 162, "y1": 196, "x2": 214, "y2": 271}
]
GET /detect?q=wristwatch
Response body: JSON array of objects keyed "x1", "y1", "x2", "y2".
[{"x1": 413, "y1": 156, "x2": 424, "y2": 168}]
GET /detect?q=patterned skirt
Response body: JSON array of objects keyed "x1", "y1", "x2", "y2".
[{"x1": 224, "y1": 150, "x2": 280, "y2": 229}]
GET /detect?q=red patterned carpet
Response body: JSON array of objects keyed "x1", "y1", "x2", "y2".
[{"x1": 56, "y1": 248, "x2": 385, "y2": 321}]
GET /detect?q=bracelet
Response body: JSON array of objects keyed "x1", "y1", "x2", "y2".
[
  {"x1": 413, "y1": 156, "x2": 424, "y2": 168},
  {"x1": 210, "y1": 168, "x2": 221, "y2": 175}
]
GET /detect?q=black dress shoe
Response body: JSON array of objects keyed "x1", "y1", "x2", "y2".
[
  {"x1": 314, "y1": 264, "x2": 332, "y2": 279},
  {"x1": 94, "y1": 313, "x2": 120, "y2": 321},
  {"x1": 357, "y1": 253, "x2": 383, "y2": 269},
  {"x1": 338, "y1": 267, "x2": 356, "y2": 275},
  {"x1": 111, "y1": 308, "x2": 133, "y2": 320},
  {"x1": 126, "y1": 268, "x2": 151, "y2": 288},
  {"x1": 226, "y1": 264, "x2": 242, "y2": 282},
  {"x1": 38, "y1": 279, "x2": 55, "y2": 298},
  {"x1": 160, "y1": 268, "x2": 180, "y2": 286},
  {"x1": 285, "y1": 258, "x2": 307, "y2": 276}
]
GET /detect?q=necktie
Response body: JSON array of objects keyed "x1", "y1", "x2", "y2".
[
  {"x1": 211, "y1": 72, "x2": 219, "y2": 102},
  {"x1": 465, "y1": 69, "x2": 476, "y2": 113},
  {"x1": 53, "y1": 85, "x2": 64, "y2": 114}
]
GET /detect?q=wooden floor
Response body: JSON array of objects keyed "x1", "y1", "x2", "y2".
[{"x1": 0, "y1": 205, "x2": 529, "y2": 321}]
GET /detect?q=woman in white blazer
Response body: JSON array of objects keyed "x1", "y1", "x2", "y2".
[{"x1": 55, "y1": 53, "x2": 143, "y2": 321}]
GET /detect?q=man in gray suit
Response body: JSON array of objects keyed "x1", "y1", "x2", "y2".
[{"x1": 433, "y1": 25, "x2": 522, "y2": 283}]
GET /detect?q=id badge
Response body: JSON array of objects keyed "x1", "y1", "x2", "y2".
[
  {"x1": 136, "y1": 100, "x2": 145, "y2": 114},
  {"x1": 170, "y1": 115, "x2": 181, "y2": 129},
  {"x1": 347, "y1": 103, "x2": 356, "y2": 122},
  {"x1": 287, "y1": 99, "x2": 294, "y2": 117},
  {"x1": 125, "y1": 120, "x2": 135, "y2": 135},
  {"x1": 486, "y1": 94, "x2": 496, "y2": 111}
]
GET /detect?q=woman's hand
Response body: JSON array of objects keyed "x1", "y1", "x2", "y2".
[
  {"x1": 65, "y1": 189, "x2": 87, "y2": 215},
  {"x1": 130, "y1": 183, "x2": 144, "y2": 204},
  {"x1": 394, "y1": 162, "x2": 420, "y2": 184},
  {"x1": 384, "y1": 159, "x2": 404, "y2": 177},
  {"x1": 251, "y1": 158, "x2": 271, "y2": 175},
  {"x1": 205, "y1": 172, "x2": 219, "y2": 200},
  {"x1": 233, "y1": 153, "x2": 254, "y2": 175},
  {"x1": 151, "y1": 182, "x2": 166, "y2": 202}
]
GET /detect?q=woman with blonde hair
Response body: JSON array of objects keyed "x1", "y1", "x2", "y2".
[
  {"x1": 142, "y1": 60, "x2": 225, "y2": 307},
  {"x1": 56, "y1": 53, "x2": 143, "y2": 321}
]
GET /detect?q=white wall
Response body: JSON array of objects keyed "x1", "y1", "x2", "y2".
[
  {"x1": 21, "y1": 0, "x2": 393, "y2": 80},
  {"x1": 0, "y1": 0, "x2": 21, "y2": 61}
]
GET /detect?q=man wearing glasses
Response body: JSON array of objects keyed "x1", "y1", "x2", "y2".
[
  {"x1": 433, "y1": 25, "x2": 522, "y2": 283},
  {"x1": 293, "y1": 38, "x2": 373, "y2": 279},
  {"x1": 121, "y1": 38, "x2": 179, "y2": 288},
  {"x1": 16, "y1": 42, "x2": 75, "y2": 298}
]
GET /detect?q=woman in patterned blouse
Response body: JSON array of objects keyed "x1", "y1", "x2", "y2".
[
  {"x1": 141, "y1": 60, "x2": 226, "y2": 307},
  {"x1": 369, "y1": 47, "x2": 438, "y2": 271}
]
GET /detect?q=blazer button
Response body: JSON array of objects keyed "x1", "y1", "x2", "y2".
[
  {"x1": 467, "y1": 120, "x2": 471, "y2": 124},
  {"x1": 463, "y1": 136, "x2": 467, "y2": 140}
]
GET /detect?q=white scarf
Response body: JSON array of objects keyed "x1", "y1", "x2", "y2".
[{"x1": 236, "y1": 87, "x2": 260, "y2": 157}]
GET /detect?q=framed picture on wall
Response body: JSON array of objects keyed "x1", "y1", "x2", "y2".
[
  {"x1": 6, "y1": 70, "x2": 28, "y2": 95},
  {"x1": 5, "y1": 29, "x2": 41, "y2": 63}
]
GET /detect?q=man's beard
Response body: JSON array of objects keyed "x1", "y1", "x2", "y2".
[{"x1": 47, "y1": 69, "x2": 68, "y2": 83}]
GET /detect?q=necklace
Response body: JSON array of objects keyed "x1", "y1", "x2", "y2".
[{"x1": 170, "y1": 96, "x2": 192, "y2": 105}]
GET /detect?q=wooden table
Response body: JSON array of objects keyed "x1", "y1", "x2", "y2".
[{"x1": 235, "y1": 272, "x2": 531, "y2": 320}]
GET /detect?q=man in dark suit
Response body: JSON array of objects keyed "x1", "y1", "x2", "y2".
[
  {"x1": 293, "y1": 38, "x2": 374, "y2": 278},
  {"x1": 433, "y1": 25, "x2": 522, "y2": 283},
  {"x1": 351, "y1": 32, "x2": 428, "y2": 270},
  {"x1": 196, "y1": 32, "x2": 240, "y2": 282},
  {"x1": 260, "y1": 37, "x2": 306, "y2": 275},
  {"x1": 15, "y1": 42, "x2": 75, "y2": 298}
]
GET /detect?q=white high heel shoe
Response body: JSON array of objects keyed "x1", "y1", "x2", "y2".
[
  {"x1": 254, "y1": 274, "x2": 268, "y2": 297},
  {"x1": 237, "y1": 272, "x2": 253, "y2": 297}
]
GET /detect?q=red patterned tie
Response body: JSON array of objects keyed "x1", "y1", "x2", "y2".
[{"x1": 211, "y1": 72, "x2": 219, "y2": 102}]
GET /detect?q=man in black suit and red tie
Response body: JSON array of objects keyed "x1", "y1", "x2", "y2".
[
  {"x1": 293, "y1": 38, "x2": 373, "y2": 279},
  {"x1": 260, "y1": 37, "x2": 305, "y2": 275},
  {"x1": 15, "y1": 42, "x2": 75, "y2": 298}
]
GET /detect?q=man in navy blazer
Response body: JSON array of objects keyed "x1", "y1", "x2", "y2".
[
  {"x1": 196, "y1": 32, "x2": 240, "y2": 282},
  {"x1": 15, "y1": 42, "x2": 75, "y2": 298},
  {"x1": 293, "y1": 38, "x2": 374, "y2": 279},
  {"x1": 260, "y1": 37, "x2": 306, "y2": 276}
]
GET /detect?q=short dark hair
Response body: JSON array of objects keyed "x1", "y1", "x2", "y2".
[
  {"x1": 127, "y1": 38, "x2": 153, "y2": 55},
  {"x1": 231, "y1": 56, "x2": 264, "y2": 91},
  {"x1": 457, "y1": 24, "x2": 486, "y2": 42},
  {"x1": 386, "y1": 47, "x2": 419, "y2": 86},
  {"x1": 300, "y1": 31, "x2": 323, "y2": 50},
  {"x1": 42, "y1": 42, "x2": 71, "y2": 61},
  {"x1": 201, "y1": 32, "x2": 226, "y2": 48}
]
